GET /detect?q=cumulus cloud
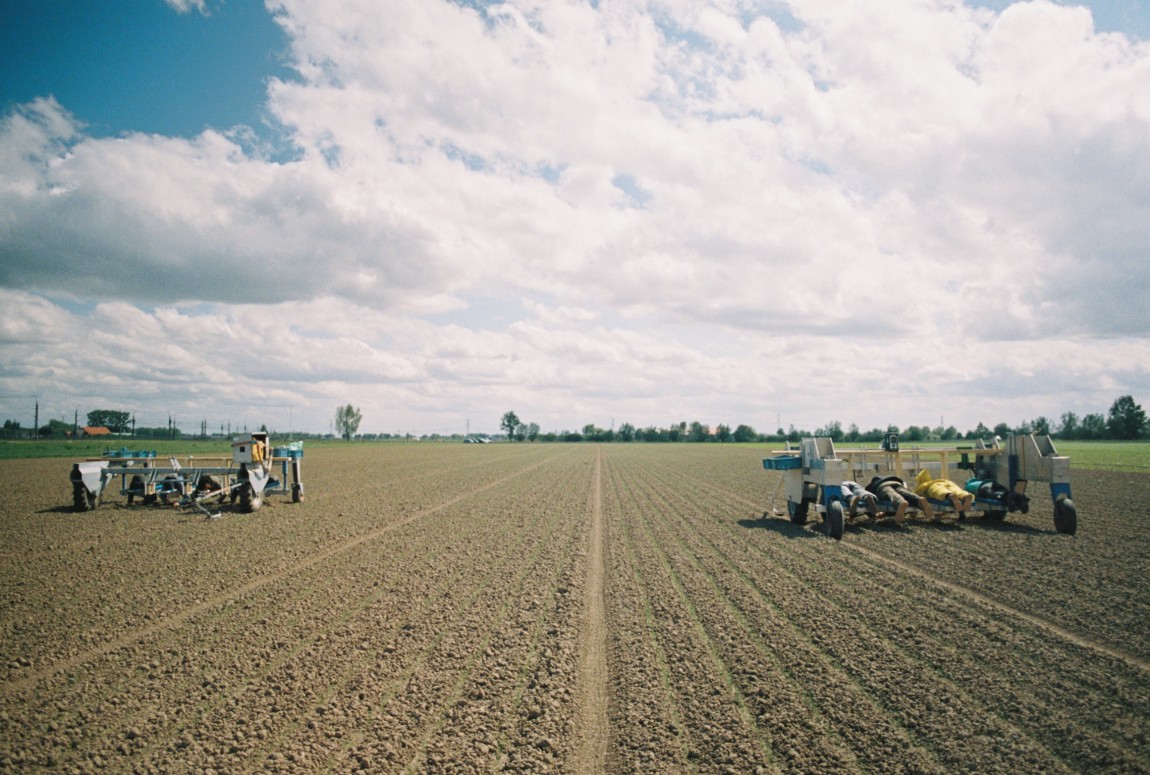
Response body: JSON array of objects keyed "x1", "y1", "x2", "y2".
[{"x1": 2, "y1": 0, "x2": 1149, "y2": 432}]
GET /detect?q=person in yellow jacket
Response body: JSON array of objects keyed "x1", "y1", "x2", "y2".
[{"x1": 914, "y1": 469, "x2": 974, "y2": 516}]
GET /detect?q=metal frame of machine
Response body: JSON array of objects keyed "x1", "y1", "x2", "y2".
[
  {"x1": 763, "y1": 433, "x2": 1077, "y2": 540},
  {"x1": 69, "y1": 432, "x2": 304, "y2": 520}
]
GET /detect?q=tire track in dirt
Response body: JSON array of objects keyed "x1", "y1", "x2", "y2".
[
  {"x1": 1, "y1": 452, "x2": 564, "y2": 696},
  {"x1": 642, "y1": 458, "x2": 1149, "y2": 771},
  {"x1": 600, "y1": 454, "x2": 697, "y2": 771},
  {"x1": 662, "y1": 463, "x2": 1150, "y2": 677},
  {"x1": 571, "y1": 446, "x2": 609, "y2": 773},
  {"x1": 607, "y1": 450, "x2": 778, "y2": 772},
  {"x1": 845, "y1": 542, "x2": 1150, "y2": 675},
  {"x1": 323, "y1": 462, "x2": 587, "y2": 772}
]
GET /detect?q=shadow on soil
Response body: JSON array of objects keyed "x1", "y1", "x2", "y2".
[
  {"x1": 737, "y1": 516, "x2": 825, "y2": 539},
  {"x1": 740, "y1": 513, "x2": 1055, "y2": 539},
  {"x1": 38, "y1": 504, "x2": 83, "y2": 515}
]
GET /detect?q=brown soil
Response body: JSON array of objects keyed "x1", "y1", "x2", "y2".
[{"x1": 1, "y1": 444, "x2": 1147, "y2": 773}]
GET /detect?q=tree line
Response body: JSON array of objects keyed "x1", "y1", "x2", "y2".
[
  {"x1": 499, "y1": 395, "x2": 1148, "y2": 444},
  {"x1": 4, "y1": 396, "x2": 1145, "y2": 443}
]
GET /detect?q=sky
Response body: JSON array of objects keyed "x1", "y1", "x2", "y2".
[{"x1": 1, "y1": 0, "x2": 1149, "y2": 438}]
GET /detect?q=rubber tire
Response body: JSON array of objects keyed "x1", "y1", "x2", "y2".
[
  {"x1": 788, "y1": 500, "x2": 809, "y2": 526},
  {"x1": 824, "y1": 499, "x2": 845, "y2": 540},
  {"x1": 1054, "y1": 496, "x2": 1077, "y2": 535}
]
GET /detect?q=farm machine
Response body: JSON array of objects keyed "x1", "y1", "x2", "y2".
[
  {"x1": 763, "y1": 433, "x2": 1077, "y2": 540},
  {"x1": 69, "y1": 432, "x2": 304, "y2": 519}
]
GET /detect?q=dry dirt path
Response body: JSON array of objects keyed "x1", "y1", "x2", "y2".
[{"x1": 2, "y1": 443, "x2": 1148, "y2": 773}]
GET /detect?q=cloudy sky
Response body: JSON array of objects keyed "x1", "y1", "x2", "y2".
[{"x1": 2, "y1": 0, "x2": 1148, "y2": 438}]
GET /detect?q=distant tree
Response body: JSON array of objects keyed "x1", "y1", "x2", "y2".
[
  {"x1": 1031, "y1": 416, "x2": 1051, "y2": 436},
  {"x1": 732, "y1": 424, "x2": 757, "y2": 443},
  {"x1": 687, "y1": 421, "x2": 709, "y2": 442},
  {"x1": 334, "y1": 404, "x2": 362, "y2": 440},
  {"x1": 940, "y1": 426, "x2": 958, "y2": 441},
  {"x1": 966, "y1": 422, "x2": 990, "y2": 440},
  {"x1": 45, "y1": 418, "x2": 74, "y2": 437},
  {"x1": 903, "y1": 425, "x2": 927, "y2": 442},
  {"x1": 617, "y1": 422, "x2": 635, "y2": 442},
  {"x1": 715, "y1": 424, "x2": 732, "y2": 442},
  {"x1": 816, "y1": 420, "x2": 844, "y2": 442},
  {"x1": 1107, "y1": 395, "x2": 1147, "y2": 440},
  {"x1": 1058, "y1": 411, "x2": 1079, "y2": 439},
  {"x1": 523, "y1": 422, "x2": 540, "y2": 442},
  {"x1": 501, "y1": 411, "x2": 521, "y2": 441},
  {"x1": 87, "y1": 409, "x2": 130, "y2": 433},
  {"x1": 582, "y1": 423, "x2": 608, "y2": 442},
  {"x1": 1080, "y1": 413, "x2": 1107, "y2": 439},
  {"x1": 993, "y1": 422, "x2": 1011, "y2": 438}
]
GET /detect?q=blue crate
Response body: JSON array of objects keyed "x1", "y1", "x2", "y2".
[{"x1": 763, "y1": 455, "x2": 801, "y2": 471}]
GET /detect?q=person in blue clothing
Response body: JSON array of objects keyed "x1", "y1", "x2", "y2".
[{"x1": 840, "y1": 480, "x2": 878, "y2": 517}]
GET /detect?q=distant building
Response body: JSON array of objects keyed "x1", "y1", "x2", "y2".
[{"x1": 81, "y1": 426, "x2": 112, "y2": 437}]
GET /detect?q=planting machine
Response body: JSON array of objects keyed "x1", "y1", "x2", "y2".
[
  {"x1": 69, "y1": 432, "x2": 304, "y2": 519},
  {"x1": 762, "y1": 433, "x2": 1077, "y2": 540}
]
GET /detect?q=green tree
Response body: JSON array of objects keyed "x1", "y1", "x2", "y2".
[
  {"x1": 687, "y1": 421, "x2": 709, "y2": 442},
  {"x1": 87, "y1": 409, "x2": 130, "y2": 433},
  {"x1": 816, "y1": 420, "x2": 844, "y2": 442},
  {"x1": 617, "y1": 422, "x2": 635, "y2": 442},
  {"x1": 41, "y1": 419, "x2": 73, "y2": 438},
  {"x1": 501, "y1": 411, "x2": 521, "y2": 441},
  {"x1": 1080, "y1": 413, "x2": 1106, "y2": 439},
  {"x1": 1107, "y1": 395, "x2": 1147, "y2": 440},
  {"x1": 715, "y1": 424, "x2": 732, "y2": 442},
  {"x1": 1058, "y1": 411, "x2": 1079, "y2": 439},
  {"x1": 732, "y1": 424, "x2": 757, "y2": 443},
  {"x1": 334, "y1": 404, "x2": 362, "y2": 440}
]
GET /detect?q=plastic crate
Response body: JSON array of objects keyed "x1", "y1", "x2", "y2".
[{"x1": 762, "y1": 455, "x2": 801, "y2": 471}]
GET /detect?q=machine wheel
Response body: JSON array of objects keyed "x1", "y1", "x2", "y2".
[
  {"x1": 824, "y1": 500, "x2": 845, "y2": 540},
  {"x1": 291, "y1": 482, "x2": 304, "y2": 503},
  {"x1": 239, "y1": 484, "x2": 263, "y2": 513},
  {"x1": 788, "y1": 500, "x2": 809, "y2": 526},
  {"x1": 1053, "y1": 496, "x2": 1077, "y2": 535}
]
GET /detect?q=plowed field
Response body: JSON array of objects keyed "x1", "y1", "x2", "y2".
[{"x1": 2, "y1": 444, "x2": 1148, "y2": 773}]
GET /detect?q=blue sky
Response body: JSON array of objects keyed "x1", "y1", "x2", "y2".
[
  {"x1": 1, "y1": 0, "x2": 292, "y2": 138},
  {"x1": 2, "y1": 0, "x2": 1149, "y2": 437}
]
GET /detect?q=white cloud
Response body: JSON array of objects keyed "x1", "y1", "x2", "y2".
[
  {"x1": 165, "y1": 0, "x2": 209, "y2": 15},
  {"x1": 2, "y1": 1, "x2": 1149, "y2": 434}
]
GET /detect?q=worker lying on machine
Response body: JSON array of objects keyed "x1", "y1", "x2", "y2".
[
  {"x1": 866, "y1": 475, "x2": 934, "y2": 522},
  {"x1": 841, "y1": 480, "x2": 879, "y2": 517},
  {"x1": 914, "y1": 469, "x2": 974, "y2": 516},
  {"x1": 965, "y1": 478, "x2": 1030, "y2": 513}
]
